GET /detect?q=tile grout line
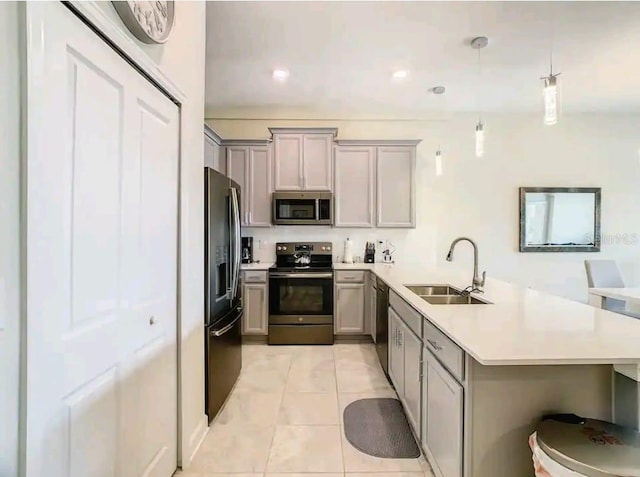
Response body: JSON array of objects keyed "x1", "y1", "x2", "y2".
[
  {"x1": 334, "y1": 344, "x2": 348, "y2": 477},
  {"x1": 262, "y1": 346, "x2": 293, "y2": 475}
]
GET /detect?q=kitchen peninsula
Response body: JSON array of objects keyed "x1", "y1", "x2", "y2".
[{"x1": 335, "y1": 262, "x2": 640, "y2": 477}]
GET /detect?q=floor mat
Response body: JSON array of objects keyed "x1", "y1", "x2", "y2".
[{"x1": 343, "y1": 397, "x2": 421, "y2": 459}]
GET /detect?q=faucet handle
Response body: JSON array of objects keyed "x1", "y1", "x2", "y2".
[{"x1": 480, "y1": 271, "x2": 486, "y2": 287}]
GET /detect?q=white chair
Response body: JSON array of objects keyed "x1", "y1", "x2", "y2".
[{"x1": 584, "y1": 259, "x2": 640, "y2": 318}]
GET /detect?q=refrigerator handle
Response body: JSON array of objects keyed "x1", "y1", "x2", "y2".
[{"x1": 230, "y1": 187, "x2": 241, "y2": 300}]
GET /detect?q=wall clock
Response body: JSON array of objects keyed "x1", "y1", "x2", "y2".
[{"x1": 112, "y1": 1, "x2": 175, "y2": 45}]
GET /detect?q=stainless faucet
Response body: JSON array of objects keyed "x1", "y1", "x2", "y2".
[{"x1": 446, "y1": 237, "x2": 486, "y2": 293}]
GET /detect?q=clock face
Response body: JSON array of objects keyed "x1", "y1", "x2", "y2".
[{"x1": 112, "y1": 1, "x2": 175, "y2": 45}]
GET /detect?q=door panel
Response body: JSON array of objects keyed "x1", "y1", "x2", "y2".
[
  {"x1": 243, "y1": 283, "x2": 267, "y2": 335},
  {"x1": 403, "y1": 326, "x2": 422, "y2": 437},
  {"x1": 426, "y1": 349, "x2": 463, "y2": 477},
  {"x1": 248, "y1": 146, "x2": 272, "y2": 226},
  {"x1": 335, "y1": 283, "x2": 365, "y2": 334},
  {"x1": 377, "y1": 147, "x2": 415, "y2": 228},
  {"x1": 388, "y1": 309, "x2": 404, "y2": 395},
  {"x1": 65, "y1": 368, "x2": 118, "y2": 477},
  {"x1": 26, "y1": 4, "x2": 178, "y2": 476},
  {"x1": 126, "y1": 69, "x2": 179, "y2": 477},
  {"x1": 273, "y1": 134, "x2": 303, "y2": 190},
  {"x1": 334, "y1": 146, "x2": 375, "y2": 227},
  {"x1": 226, "y1": 147, "x2": 248, "y2": 225},
  {"x1": 303, "y1": 134, "x2": 332, "y2": 190}
]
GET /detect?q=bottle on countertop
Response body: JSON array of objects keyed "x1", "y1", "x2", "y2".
[{"x1": 343, "y1": 237, "x2": 354, "y2": 264}]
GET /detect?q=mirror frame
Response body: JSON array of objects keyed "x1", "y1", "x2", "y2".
[{"x1": 519, "y1": 187, "x2": 601, "y2": 253}]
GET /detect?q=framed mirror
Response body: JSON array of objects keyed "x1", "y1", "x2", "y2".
[{"x1": 519, "y1": 187, "x2": 601, "y2": 252}]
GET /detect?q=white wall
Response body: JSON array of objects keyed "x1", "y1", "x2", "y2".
[
  {"x1": 207, "y1": 113, "x2": 640, "y2": 302},
  {"x1": 78, "y1": 1, "x2": 208, "y2": 468},
  {"x1": 0, "y1": 2, "x2": 21, "y2": 475}
]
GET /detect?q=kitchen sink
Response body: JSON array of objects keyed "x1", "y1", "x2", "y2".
[
  {"x1": 405, "y1": 285, "x2": 462, "y2": 296},
  {"x1": 421, "y1": 295, "x2": 490, "y2": 305}
]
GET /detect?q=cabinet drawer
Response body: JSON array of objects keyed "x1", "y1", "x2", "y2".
[
  {"x1": 389, "y1": 290, "x2": 422, "y2": 337},
  {"x1": 423, "y1": 318, "x2": 464, "y2": 381},
  {"x1": 243, "y1": 270, "x2": 267, "y2": 283},
  {"x1": 335, "y1": 270, "x2": 365, "y2": 283}
]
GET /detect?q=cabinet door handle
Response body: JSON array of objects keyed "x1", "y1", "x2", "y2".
[{"x1": 427, "y1": 338, "x2": 443, "y2": 351}]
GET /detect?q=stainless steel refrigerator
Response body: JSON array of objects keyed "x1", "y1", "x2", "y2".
[{"x1": 204, "y1": 167, "x2": 243, "y2": 423}]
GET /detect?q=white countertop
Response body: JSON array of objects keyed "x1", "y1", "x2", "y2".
[
  {"x1": 240, "y1": 262, "x2": 274, "y2": 271},
  {"x1": 589, "y1": 287, "x2": 640, "y2": 304},
  {"x1": 351, "y1": 263, "x2": 640, "y2": 366}
]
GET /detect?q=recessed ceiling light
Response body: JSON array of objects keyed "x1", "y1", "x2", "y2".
[
  {"x1": 272, "y1": 68, "x2": 289, "y2": 81},
  {"x1": 432, "y1": 86, "x2": 446, "y2": 95},
  {"x1": 392, "y1": 70, "x2": 409, "y2": 80}
]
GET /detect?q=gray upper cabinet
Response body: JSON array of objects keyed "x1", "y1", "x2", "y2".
[
  {"x1": 273, "y1": 133, "x2": 303, "y2": 190},
  {"x1": 270, "y1": 128, "x2": 337, "y2": 191},
  {"x1": 226, "y1": 141, "x2": 272, "y2": 227},
  {"x1": 226, "y1": 146, "x2": 249, "y2": 226},
  {"x1": 204, "y1": 125, "x2": 225, "y2": 175},
  {"x1": 334, "y1": 146, "x2": 376, "y2": 228},
  {"x1": 376, "y1": 145, "x2": 416, "y2": 228},
  {"x1": 248, "y1": 146, "x2": 272, "y2": 227},
  {"x1": 302, "y1": 134, "x2": 333, "y2": 190}
]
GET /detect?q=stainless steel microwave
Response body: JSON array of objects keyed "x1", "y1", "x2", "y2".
[{"x1": 272, "y1": 192, "x2": 333, "y2": 225}]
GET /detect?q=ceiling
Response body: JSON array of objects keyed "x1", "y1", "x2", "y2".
[{"x1": 205, "y1": 1, "x2": 640, "y2": 116}]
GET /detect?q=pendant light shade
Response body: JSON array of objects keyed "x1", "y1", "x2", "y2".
[
  {"x1": 475, "y1": 122, "x2": 484, "y2": 158},
  {"x1": 435, "y1": 149, "x2": 443, "y2": 176},
  {"x1": 542, "y1": 74, "x2": 558, "y2": 125}
]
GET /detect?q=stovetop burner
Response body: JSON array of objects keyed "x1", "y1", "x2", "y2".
[{"x1": 272, "y1": 241, "x2": 333, "y2": 272}]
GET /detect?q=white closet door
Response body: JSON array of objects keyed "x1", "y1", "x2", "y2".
[
  {"x1": 123, "y1": 68, "x2": 179, "y2": 477},
  {"x1": 25, "y1": 3, "x2": 178, "y2": 477}
]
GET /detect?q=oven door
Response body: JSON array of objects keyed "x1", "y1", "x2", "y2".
[{"x1": 269, "y1": 272, "x2": 334, "y2": 321}]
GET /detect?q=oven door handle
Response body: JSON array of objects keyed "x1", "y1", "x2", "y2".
[{"x1": 269, "y1": 272, "x2": 334, "y2": 279}]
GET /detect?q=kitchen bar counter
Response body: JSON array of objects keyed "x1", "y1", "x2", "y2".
[{"x1": 337, "y1": 262, "x2": 640, "y2": 366}]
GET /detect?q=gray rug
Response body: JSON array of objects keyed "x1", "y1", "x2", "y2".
[{"x1": 343, "y1": 398, "x2": 421, "y2": 459}]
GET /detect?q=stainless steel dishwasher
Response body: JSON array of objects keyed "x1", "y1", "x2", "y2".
[{"x1": 375, "y1": 278, "x2": 389, "y2": 376}]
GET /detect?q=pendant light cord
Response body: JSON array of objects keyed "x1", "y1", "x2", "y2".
[{"x1": 477, "y1": 47, "x2": 483, "y2": 124}]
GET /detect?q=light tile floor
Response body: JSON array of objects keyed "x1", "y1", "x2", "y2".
[{"x1": 178, "y1": 343, "x2": 434, "y2": 477}]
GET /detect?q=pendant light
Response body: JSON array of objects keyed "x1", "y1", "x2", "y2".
[
  {"x1": 540, "y1": 53, "x2": 560, "y2": 125},
  {"x1": 471, "y1": 36, "x2": 488, "y2": 158},
  {"x1": 435, "y1": 148, "x2": 443, "y2": 177}
]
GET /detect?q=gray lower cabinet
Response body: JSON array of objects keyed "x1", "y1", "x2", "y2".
[
  {"x1": 402, "y1": 322, "x2": 422, "y2": 436},
  {"x1": 368, "y1": 273, "x2": 377, "y2": 341},
  {"x1": 423, "y1": 346, "x2": 463, "y2": 477},
  {"x1": 242, "y1": 277, "x2": 268, "y2": 335},
  {"x1": 335, "y1": 282, "x2": 365, "y2": 334},
  {"x1": 389, "y1": 307, "x2": 422, "y2": 437},
  {"x1": 388, "y1": 308, "x2": 405, "y2": 395}
]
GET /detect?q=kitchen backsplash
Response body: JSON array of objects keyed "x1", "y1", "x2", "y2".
[{"x1": 243, "y1": 226, "x2": 436, "y2": 266}]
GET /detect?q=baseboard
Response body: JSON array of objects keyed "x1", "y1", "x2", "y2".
[
  {"x1": 334, "y1": 334, "x2": 374, "y2": 344},
  {"x1": 242, "y1": 335, "x2": 268, "y2": 343},
  {"x1": 184, "y1": 415, "x2": 208, "y2": 469}
]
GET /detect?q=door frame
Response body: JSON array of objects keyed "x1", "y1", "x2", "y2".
[{"x1": 21, "y1": 2, "x2": 188, "y2": 474}]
